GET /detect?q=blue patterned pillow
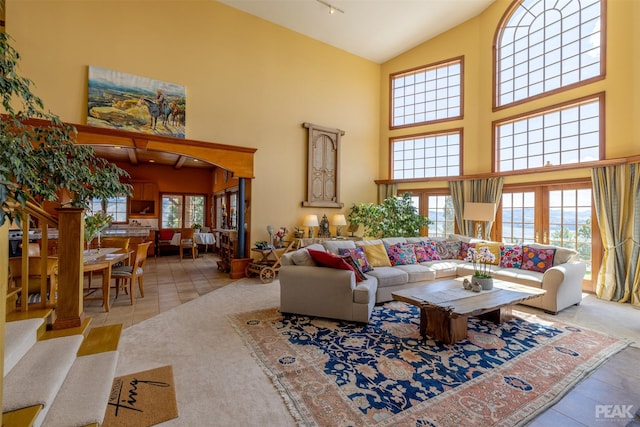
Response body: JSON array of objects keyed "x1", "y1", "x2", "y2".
[
  {"x1": 414, "y1": 241, "x2": 441, "y2": 262},
  {"x1": 500, "y1": 245, "x2": 523, "y2": 268},
  {"x1": 385, "y1": 243, "x2": 417, "y2": 266},
  {"x1": 520, "y1": 246, "x2": 555, "y2": 272}
]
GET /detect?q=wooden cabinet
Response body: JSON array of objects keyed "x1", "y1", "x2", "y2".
[
  {"x1": 129, "y1": 181, "x2": 158, "y2": 217},
  {"x1": 216, "y1": 229, "x2": 236, "y2": 273}
]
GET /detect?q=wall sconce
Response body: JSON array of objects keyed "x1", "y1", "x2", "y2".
[
  {"x1": 463, "y1": 202, "x2": 496, "y2": 240},
  {"x1": 303, "y1": 214, "x2": 319, "y2": 238},
  {"x1": 332, "y1": 214, "x2": 347, "y2": 237}
]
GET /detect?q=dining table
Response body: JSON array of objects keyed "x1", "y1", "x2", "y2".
[
  {"x1": 83, "y1": 247, "x2": 133, "y2": 312},
  {"x1": 169, "y1": 232, "x2": 216, "y2": 253}
]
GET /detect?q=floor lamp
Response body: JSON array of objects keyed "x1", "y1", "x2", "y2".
[{"x1": 463, "y1": 202, "x2": 496, "y2": 240}]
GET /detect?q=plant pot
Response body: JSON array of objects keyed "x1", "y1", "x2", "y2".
[{"x1": 473, "y1": 277, "x2": 493, "y2": 290}]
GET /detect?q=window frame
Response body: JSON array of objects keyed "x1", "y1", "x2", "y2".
[
  {"x1": 390, "y1": 56, "x2": 464, "y2": 129},
  {"x1": 90, "y1": 196, "x2": 128, "y2": 224},
  {"x1": 390, "y1": 128, "x2": 463, "y2": 182},
  {"x1": 492, "y1": 92, "x2": 605, "y2": 174},
  {"x1": 160, "y1": 193, "x2": 207, "y2": 229},
  {"x1": 493, "y1": 0, "x2": 606, "y2": 111}
]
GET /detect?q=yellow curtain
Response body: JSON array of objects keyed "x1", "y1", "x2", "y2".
[
  {"x1": 591, "y1": 163, "x2": 640, "y2": 307},
  {"x1": 377, "y1": 183, "x2": 397, "y2": 204}
]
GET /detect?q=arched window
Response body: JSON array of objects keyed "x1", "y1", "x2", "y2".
[{"x1": 495, "y1": 0, "x2": 603, "y2": 108}]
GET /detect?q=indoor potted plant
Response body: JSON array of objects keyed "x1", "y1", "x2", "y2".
[{"x1": 464, "y1": 246, "x2": 496, "y2": 289}]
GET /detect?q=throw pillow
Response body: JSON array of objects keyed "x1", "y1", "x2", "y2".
[
  {"x1": 414, "y1": 241, "x2": 441, "y2": 262},
  {"x1": 385, "y1": 243, "x2": 417, "y2": 266},
  {"x1": 307, "y1": 248, "x2": 361, "y2": 282},
  {"x1": 290, "y1": 248, "x2": 317, "y2": 266},
  {"x1": 474, "y1": 242, "x2": 501, "y2": 265},
  {"x1": 435, "y1": 240, "x2": 462, "y2": 260},
  {"x1": 459, "y1": 242, "x2": 476, "y2": 260},
  {"x1": 499, "y1": 245, "x2": 523, "y2": 268},
  {"x1": 520, "y1": 246, "x2": 555, "y2": 273},
  {"x1": 361, "y1": 243, "x2": 392, "y2": 267},
  {"x1": 338, "y1": 247, "x2": 373, "y2": 272},
  {"x1": 341, "y1": 255, "x2": 367, "y2": 282}
]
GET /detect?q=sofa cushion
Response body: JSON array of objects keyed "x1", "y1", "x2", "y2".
[
  {"x1": 526, "y1": 243, "x2": 578, "y2": 265},
  {"x1": 456, "y1": 262, "x2": 502, "y2": 277},
  {"x1": 286, "y1": 243, "x2": 325, "y2": 266},
  {"x1": 385, "y1": 243, "x2": 417, "y2": 266},
  {"x1": 342, "y1": 255, "x2": 367, "y2": 281},
  {"x1": 360, "y1": 243, "x2": 392, "y2": 267},
  {"x1": 307, "y1": 249, "x2": 362, "y2": 282},
  {"x1": 353, "y1": 279, "x2": 376, "y2": 304},
  {"x1": 414, "y1": 241, "x2": 441, "y2": 262},
  {"x1": 421, "y1": 260, "x2": 463, "y2": 279},
  {"x1": 381, "y1": 237, "x2": 407, "y2": 246},
  {"x1": 500, "y1": 245, "x2": 523, "y2": 268},
  {"x1": 435, "y1": 240, "x2": 462, "y2": 260},
  {"x1": 338, "y1": 247, "x2": 373, "y2": 272},
  {"x1": 364, "y1": 267, "x2": 408, "y2": 288},
  {"x1": 322, "y1": 240, "x2": 356, "y2": 255},
  {"x1": 521, "y1": 246, "x2": 555, "y2": 273},
  {"x1": 393, "y1": 264, "x2": 436, "y2": 283},
  {"x1": 492, "y1": 268, "x2": 544, "y2": 288}
]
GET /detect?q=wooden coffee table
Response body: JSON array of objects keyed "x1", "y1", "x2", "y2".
[{"x1": 392, "y1": 277, "x2": 546, "y2": 344}]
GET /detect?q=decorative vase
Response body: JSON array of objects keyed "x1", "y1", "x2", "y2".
[{"x1": 474, "y1": 277, "x2": 493, "y2": 290}]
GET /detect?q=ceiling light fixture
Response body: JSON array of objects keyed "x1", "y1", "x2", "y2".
[{"x1": 316, "y1": 0, "x2": 344, "y2": 15}]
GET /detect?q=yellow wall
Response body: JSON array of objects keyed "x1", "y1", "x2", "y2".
[
  {"x1": 6, "y1": 0, "x2": 380, "y2": 242},
  {"x1": 381, "y1": 0, "x2": 640, "y2": 191}
]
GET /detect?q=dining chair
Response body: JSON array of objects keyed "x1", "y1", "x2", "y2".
[
  {"x1": 110, "y1": 241, "x2": 152, "y2": 305},
  {"x1": 8, "y1": 256, "x2": 59, "y2": 306},
  {"x1": 86, "y1": 237, "x2": 131, "y2": 287},
  {"x1": 179, "y1": 228, "x2": 198, "y2": 261}
]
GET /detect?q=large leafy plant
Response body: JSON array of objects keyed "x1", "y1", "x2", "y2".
[
  {"x1": 347, "y1": 193, "x2": 432, "y2": 238},
  {"x1": 0, "y1": 32, "x2": 131, "y2": 226}
]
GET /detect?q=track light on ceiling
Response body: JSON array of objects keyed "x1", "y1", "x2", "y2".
[{"x1": 316, "y1": 0, "x2": 344, "y2": 15}]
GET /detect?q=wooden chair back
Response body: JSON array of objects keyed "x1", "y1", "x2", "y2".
[{"x1": 101, "y1": 237, "x2": 130, "y2": 250}]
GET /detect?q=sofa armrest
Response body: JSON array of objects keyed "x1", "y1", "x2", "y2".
[
  {"x1": 539, "y1": 261, "x2": 586, "y2": 313},
  {"x1": 280, "y1": 265, "x2": 356, "y2": 293}
]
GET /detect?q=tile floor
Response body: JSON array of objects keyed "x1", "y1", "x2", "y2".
[{"x1": 83, "y1": 251, "x2": 235, "y2": 329}]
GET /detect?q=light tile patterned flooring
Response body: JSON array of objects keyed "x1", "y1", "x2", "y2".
[{"x1": 84, "y1": 251, "x2": 235, "y2": 329}]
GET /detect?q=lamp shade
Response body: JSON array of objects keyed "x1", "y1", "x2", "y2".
[
  {"x1": 331, "y1": 214, "x2": 347, "y2": 226},
  {"x1": 463, "y1": 202, "x2": 496, "y2": 221},
  {"x1": 303, "y1": 214, "x2": 319, "y2": 227}
]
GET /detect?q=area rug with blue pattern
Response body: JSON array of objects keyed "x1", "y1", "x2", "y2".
[{"x1": 230, "y1": 302, "x2": 629, "y2": 426}]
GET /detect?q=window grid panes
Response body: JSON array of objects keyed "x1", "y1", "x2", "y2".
[
  {"x1": 161, "y1": 194, "x2": 206, "y2": 229},
  {"x1": 496, "y1": 97, "x2": 600, "y2": 172},
  {"x1": 427, "y1": 195, "x2": 455, "y2": 238},
  {"x1": 184, "y1": 196, "x2": 205, "y2": 228},
  {"x1": 501, "y1": 192, "x2": 536, "y2": 244},
  {"x1": 90, "y1": 196, "x2": 127, "y2": 223},
  {"x1": 391, "y1": 58, "x2": 462, "y2": 127},
  {"x1": 392, "y1": 131, "x2": 461, "y2": 179},
  {"x1": 548, "y1": 188, "x2": 593, "y2": 279},
  {"x1": 497, "y1": 0, "x2": 602, "y2": 107}
]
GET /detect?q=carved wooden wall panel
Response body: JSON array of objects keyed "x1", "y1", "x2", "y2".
[{"x1": 302, "y1": 122, "x2": 344, "y2": 208}]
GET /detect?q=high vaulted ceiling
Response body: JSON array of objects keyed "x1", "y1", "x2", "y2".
[{"x1": 217, "y1": 0, "x2": 496, "y2": 63}]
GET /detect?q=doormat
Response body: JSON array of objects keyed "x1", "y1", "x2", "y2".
[{"x1": 103, "y1": 365, "x2": 178, "y2": 427}]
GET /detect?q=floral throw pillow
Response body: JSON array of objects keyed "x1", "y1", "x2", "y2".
[
  {"x1": 520, "y1": 246, "x2": 555, "y2": 273},
  {"x1": 385, "y1": 243, "x2": 417, "y2": 266},
  {"x1": 459, "y1": 242, "x2": 476, "y2": 260},
  {"x1": 414, "y1": 241, "x2": 441, "y2": 262},
  {"x1": 500, "y1": 245, "x2": 523, "y2": 268},
  {"x1": 435, "y1": 240, "x2": 461, "y2": 260},
  {"x1": 338, "y1": 247, "x2": 373, "y2": 272},
  {"x1": 341, "y1": 255, "x2": 367, "y2": 282}
]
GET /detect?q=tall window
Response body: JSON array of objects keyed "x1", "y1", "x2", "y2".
[
  {"x1": 496, "y1": 0, "x2": 603, "y2": 108},
  {"x1": 161, "y1": 194, "x2": 205, "y2": 229},
  {"x1": 391, "y1": 57, "x2": 462, "y2": 128},
  {"x1": 391, "y1": 130, "x2": 462, "y2": 180},
  {"x1": 90, "y1": 196, "x2": 127, "y2": 223},
  {"x1": 427, "y1": 195, "x2": 455, "y2": 238},
  {"x1": 495, "y1": 95, "x2": 601, "y2": 172}
]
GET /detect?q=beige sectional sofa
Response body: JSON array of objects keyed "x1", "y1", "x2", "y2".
[{"x1": 279, "y1": 236, "x2": 586, "y2": 323}]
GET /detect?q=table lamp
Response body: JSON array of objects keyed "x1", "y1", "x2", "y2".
[
  {"x1": 463, "y1": 202, "x2": 496, "y2": 240},
  {"x1": 303, "y1": 214, "x2": 319, "y2": 238},
  {"x1": 332, "y1": 214, "x2": 347, "y2": 237}
]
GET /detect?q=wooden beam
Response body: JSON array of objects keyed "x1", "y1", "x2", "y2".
[
  {"x1": 126, "y1": 147, "x2": 139, "y2": 165},
  {"x1": 174, "y1": 155, "x2": 186, "y2": 169}
]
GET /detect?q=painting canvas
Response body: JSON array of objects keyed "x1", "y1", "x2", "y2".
[{"x1": 87, "y1": 66, "x2": 185, "y2": 138}]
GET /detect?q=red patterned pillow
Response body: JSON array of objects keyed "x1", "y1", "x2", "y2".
[
  {"x1": 459, "y1": 242, "x2": 476, "y2": 260},
  {"x1": 307, "y1": 248, "x2": 361, "y2": 281},
  {"x1": 342, "y1": 255, "x2": 367, "y2": 281},
  {"x1": 414, "y1": 241, "x2": 441, "y2": 262},
  {"x1": 520, "y1": 246, "x2": 555, "y2": 273},
  {"x1": 385, "y1": 243, "x2": 417, "y2": 266},
  {"x1": 338, "y1": 247, "x2": 373, "y2": 272},
  {"x1": 500, "y1": 245, "x2": 523, "y2": 268}
]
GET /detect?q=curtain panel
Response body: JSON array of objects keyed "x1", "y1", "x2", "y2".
[
  {"x1": 591, "y1": 163, "x2": 640, "y2": 307},
  {"x1": 448, "y1": 177, "x2": 504, "y2": 238}
]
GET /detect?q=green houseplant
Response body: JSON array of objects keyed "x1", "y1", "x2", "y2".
[
  {"x1": 0, "y1": 32, "x2": 131, "y2": 226},
  {"x1": 347, "y1": 193, "x2": 432, "y2": 238}
]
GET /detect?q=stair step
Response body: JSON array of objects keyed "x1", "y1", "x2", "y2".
[
  {"x1": 78, "y1": 324, "x2": 123, "y2": 356},
  {"x1": 43, "y1": 351, "x2": 119, "y2": 427},
  {"x1": 6, "y1": 309, "x2": 53, "y2": 339},
  {"x1": 3, "y1": 334, "x2": 83, "y2": 426},
  {"x1": 4, "y1": 319, "x2": 43, "y2": 376},
  {"x1": 41, "y1": 317, "x2": 92, "y2": 341},
  {"x1": 2, "y1": 405, "x2": 41, "y2": 427}
]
